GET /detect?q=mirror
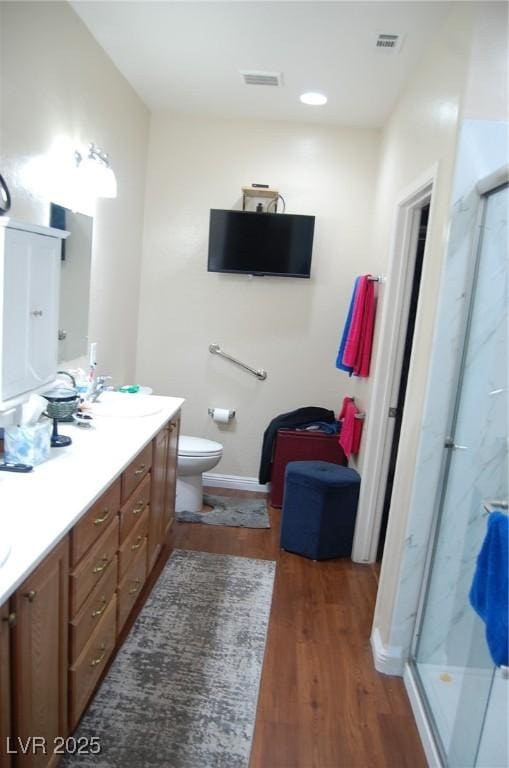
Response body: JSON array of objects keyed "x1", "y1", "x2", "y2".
[{"x1": 50, "y1": 203, "x2": 93, "y2": 362}]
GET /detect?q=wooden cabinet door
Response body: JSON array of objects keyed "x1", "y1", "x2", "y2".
[
  {"x1": 164, "y1": 414, "x2": 180, "y2": 536},
  {"x1": 148, "y1": 425, "x2": 169, "y2": 573},
  {"x1": 0, "y1": 601, "x2": 12, "y2": 768},
  {"x1": 11, "y1": 537, "x2": 69, "y2": 767}
]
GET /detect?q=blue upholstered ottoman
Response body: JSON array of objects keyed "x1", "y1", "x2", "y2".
[{"x1": 280, "y1": 461, "x2": 361, "y2": 560}]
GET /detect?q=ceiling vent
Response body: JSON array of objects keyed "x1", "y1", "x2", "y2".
[
  {"x1": 240, "y1": 70, "x2": 283, "y2": 87},
  {"x1": 374, "y1": 33, "x2": 403, "y2": 53}
]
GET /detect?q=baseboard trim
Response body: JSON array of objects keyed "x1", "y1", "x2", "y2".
[
  {"x1": 370, "y1": 627, "x2": 404, "y2": 676},
  {"x1": 203, "y1": 472, "x2": 269, "y2": 494},
  {"x1": 404, "y1": 663, "x2": 442, "y2": 767}
]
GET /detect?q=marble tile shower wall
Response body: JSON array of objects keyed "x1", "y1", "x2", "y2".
[
  {"x1": 386, "y1": 120, "x2": 508, "y2": 663},
  {"x1": 418, "y1": 183, "x2": 508, "y2": 668}
]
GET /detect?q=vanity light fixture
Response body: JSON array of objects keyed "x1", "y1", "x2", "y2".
[
  {"x1": 74, "y1": 143, "x2": 117, "y2": 199},
  {"x1": 299, "y1": 92, "x2": 328, "y2": 106}
]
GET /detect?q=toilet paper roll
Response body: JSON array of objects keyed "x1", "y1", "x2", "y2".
[{"x1": 211, "y1": 408, "x2": 231, "y2": 424}]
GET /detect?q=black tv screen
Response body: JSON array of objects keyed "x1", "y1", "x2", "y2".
[{"x1": 207, "y1": 209, "x2": 315, "y2": 278}]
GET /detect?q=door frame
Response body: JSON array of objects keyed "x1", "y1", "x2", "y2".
[{"x1": 352, "y1": 166, "x2": 437, "y2": 563}]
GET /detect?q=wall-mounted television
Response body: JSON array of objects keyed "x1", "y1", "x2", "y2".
[{"x1": 207, "y1": 209, "x2": 315, "y2": 278}]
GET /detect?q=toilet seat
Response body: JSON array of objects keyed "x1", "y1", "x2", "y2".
[{"x1": 178, "y1": 435, "x2": 223, "y2": 458}]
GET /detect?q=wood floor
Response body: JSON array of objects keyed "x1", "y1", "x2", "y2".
[{"x1": 171, "y1": 489, "x2": 427, "y2": 768}]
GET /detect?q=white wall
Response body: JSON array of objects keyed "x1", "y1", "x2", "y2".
[
  {"x1": 462, "y1": 1, "x2": 509, "y2": 121},
  {"x1": 362, "y1": 2, "x2": 474, "y2": 644},
  {"x1": 372, "y1": 1, "x2": 508, "y2": 666},
  {"x1": 0, "y1": 1, "x2": 149, "y2": 384},
  {"x1": 136, "y1": 115, "x2": 380, "y2": 477}
]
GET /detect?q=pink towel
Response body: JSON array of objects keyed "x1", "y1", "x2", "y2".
[
  {"x1": 342, "y1": 275, "x2": 376, "y2": 377},
  {"x1": 338, "y1": 397, "x2": 363, "y2": 459}
]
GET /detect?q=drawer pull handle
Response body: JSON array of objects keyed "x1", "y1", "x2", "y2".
[
  {"x1": 24, "y1": 590, "x2": 37, "y2": 603},
  {"x1": 131, "y1": 536, "x2": 143, "y2": 551},
  {"x1": 132, "y1": 501, "x2": 145, "y2": 515},
  {"x1": 134, "y1": 464, "x2": 146, "y2": 476},
  {"x1": 94, "y1": 508, "x2": 111, "y2": 526},
  {"x1": 92, "y1": 557, "x2": 110, "y2": 574},
  {"x1": 2, "y1": 612, "x2": 16, "y2": 627},
  {"x1": 90, "y1": 644, "x2": 107, "y2": 668},
  {"x1": 91, "y1": 598, "x2": 107, "y2": 618},
  {"x1": 128, "y1": 579, "x2": 141, "y2": 595}
]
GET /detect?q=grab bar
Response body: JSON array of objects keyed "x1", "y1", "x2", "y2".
[{"x1": 209, "y1": 344, "x2": 267, "y2": 381}]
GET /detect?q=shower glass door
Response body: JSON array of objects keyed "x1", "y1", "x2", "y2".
[{"x1": 411, "y1": 182, "x2": 508, "y2": 767}]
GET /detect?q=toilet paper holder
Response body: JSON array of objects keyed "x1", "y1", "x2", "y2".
[{"x1": 208, "y1": 408, "x2": 236, "y2": 420}]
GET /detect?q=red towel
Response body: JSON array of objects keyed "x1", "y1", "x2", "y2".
[
  {"x1": 338, "y1": 397, "x2": 363, "y2": 459},
  {"x1": 342, "y1": 275, "x2": 376, "y2": 377}
]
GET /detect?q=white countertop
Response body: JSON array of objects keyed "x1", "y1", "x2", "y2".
[{"x1": 0, "y1": 394, "x2": 184, "y2": 605}]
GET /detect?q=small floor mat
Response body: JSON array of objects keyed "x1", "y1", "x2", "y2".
[{"x1": 177, "y1": 493, "x2": 270, "y2": 528}]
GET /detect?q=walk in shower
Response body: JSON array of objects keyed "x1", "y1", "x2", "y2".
[{"x1": 410, "y1": 176, "x2": 508, "y2": 767}]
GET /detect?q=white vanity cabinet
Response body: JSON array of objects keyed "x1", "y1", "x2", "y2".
[{"x1": 0, "y1": 219, "x2": 68, "y2": 413}]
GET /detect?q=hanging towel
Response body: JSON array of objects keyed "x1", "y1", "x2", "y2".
[
  {"x1": 338, "y1": 397, "x2": 363, "y2": 459},
  {"x1": 336, "y1": 277, "x2": 360, "y2": 375},
  {"x1": 342, "y1": 275, "x2": 376, "y2": 377},
  {"x1": 469, "y1": 511, "x2": 508, "y2": 666}
]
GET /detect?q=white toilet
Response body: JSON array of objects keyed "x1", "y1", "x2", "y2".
[{"x1": 176, "y1": 435, "x2": 223, "y2": 513}]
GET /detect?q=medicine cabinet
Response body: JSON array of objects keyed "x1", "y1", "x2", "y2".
[{"x1": 0, "y1": 219, "x2": 69, "y2": 420}]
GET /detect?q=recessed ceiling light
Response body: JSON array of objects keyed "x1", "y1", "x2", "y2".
[{"x1": 300, "y1": 92, "x2": 327, "y2": 106}]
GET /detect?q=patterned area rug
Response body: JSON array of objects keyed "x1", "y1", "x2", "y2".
[
  {"x1": 177, "y1": 494, "x2": 270, "y2": 528},
  {"x1": 64, "y1": 549, "x2": 275, "y2": 768}
]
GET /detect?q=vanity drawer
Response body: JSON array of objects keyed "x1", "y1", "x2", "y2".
[
  {"x1": 119, "y1": 473, "x2": 151, "y2": 543},
  {"x1": 69, "y1": 593, "x2": 117, "y2": 730},
  {"x1": 121, "y1": 443, "x2": 152, "y2": 504},
  {"x1": 72, "y1": 479, "x2": 121, "y2": 567},
  {"x1": 70, "y1": 516, "x2": 119, "y2": 617},
  {"x1": 117, "y1": 538, "x2": 147, "y2": 636},
  {"x1": 118, "y1": 506, "x2": 149, "y2": 580},
  {"x1": 70, "y1": 555, "x2": 118, "y2": 663}
]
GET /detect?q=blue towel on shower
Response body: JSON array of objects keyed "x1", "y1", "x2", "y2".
[
  {"x1": 336, "y1": 277, "x2": 360, "y2": 375},
  {"x1": 469, "y1": 511, "x2": 509, "y2": 666}
]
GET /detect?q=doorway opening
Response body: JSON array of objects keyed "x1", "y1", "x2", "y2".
[
  {"x1": 377, "y1": 204, "x2": 429, "y2": 559},
  {"x1": 352, "y1": 170, "x2": 436, "y2": 566}
]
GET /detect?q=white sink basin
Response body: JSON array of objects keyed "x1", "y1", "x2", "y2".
[{"x1": 88, "y1": 392, "x2": 163, "y2": 419}]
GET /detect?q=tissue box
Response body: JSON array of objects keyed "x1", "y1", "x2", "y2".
[{"x1": 4, "y1": 420, "x2": 52, "y2": 466}]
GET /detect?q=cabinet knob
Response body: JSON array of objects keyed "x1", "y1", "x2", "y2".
[
  {"x1": 30, "y1": 309, "x2": 43, "y2": 317},
  {"x1": 91, "y1": 598, "x2": 107, "y2": 618},
  {"x1": 134, "y1": 463, "x2": 146, "y2": 476},
  {"x1": 93, "y1": 508, "x2": 111, "y2": 526},
  {"x1": 2, "y1": 612, "x2": 16, "y2": 627},
  {"x1": 132, "y1": 501, "x2": 145, "y2": 515},
  {"x1": 89, "y1": 644, "x2": 107, "y2": 668},
  {"x1": 92, "y1": 557, "x2": 110, "y2": 574},
  {"x1": 130, "y1": 536, "x2": 143, "y2": 552},
  {"x1": 128, "y1": 579, "x2": 141, "y2": 596},
  {"x1": 24, "y1": 590, "x2": 37, "y2": 603}
]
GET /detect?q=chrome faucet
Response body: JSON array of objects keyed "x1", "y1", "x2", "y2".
[
  {"x1": 87, "y1": 375, "x2": 113, "y2": 402},
  {"x1": 57, "y1": 370, "x2": 77, "y2": 388}
]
